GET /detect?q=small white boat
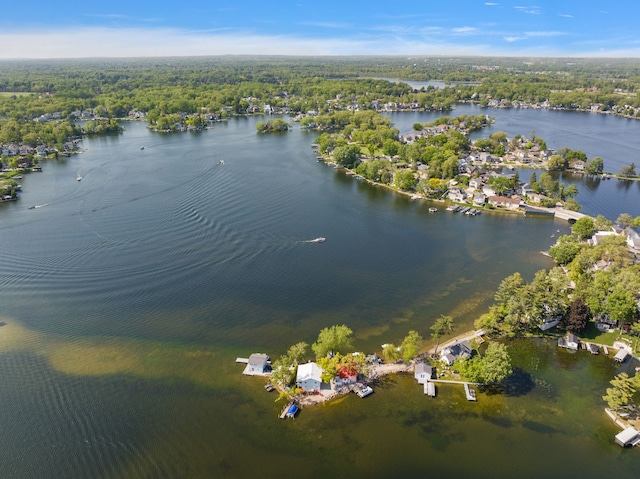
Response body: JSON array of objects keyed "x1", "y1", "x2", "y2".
[
  {"x1": 428, "y1": 207, "x2": 438, "y2": 213},
  {"x1": 355, "y1": 386, "x2": 374, "y2": 398},
  {"x1": 308, "y1": 237, "x2": 325, "y2": 243},
  {"x1": 219, "y1": 159, "x2": 224, "y2": 165},
  {"x1": 77, "y1": 175, "x2": 82, "y2": 181}
]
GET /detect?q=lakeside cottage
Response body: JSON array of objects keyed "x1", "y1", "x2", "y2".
[
  {"x1": 414, "y1": 361, "x2": 436, "y2": 384},
  {"x1": 440, "y1": 341, "x2": 473, "y2": 366},
  {"x1": 247, "y1": 353, "x2": 270, "y2": 374},
  {"x1": 296, "y1": 362, "x2": 324, "y2": 392}
]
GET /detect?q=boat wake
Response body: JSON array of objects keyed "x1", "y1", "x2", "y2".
[
  {"x1": 305, "y1": 237, "x2": 326, "y2": 243},
  {"x1": 28, "y1": 203, "x2": 50, "y2": 209}
]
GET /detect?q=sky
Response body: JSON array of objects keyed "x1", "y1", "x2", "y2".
[{"x1": 1, "y1": 1, "x2": 639, "y2": 59}]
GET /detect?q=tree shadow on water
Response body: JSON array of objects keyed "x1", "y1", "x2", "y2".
[{"x1": 501, "y1": 367, "x2": 536, "y2": 397}]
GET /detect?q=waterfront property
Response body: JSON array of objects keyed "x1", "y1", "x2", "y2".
[
  {"x1": 243, "y1": 353, "x2": 271, "y2": 375},
  {"x1": 296, "y1": 362, "x2": 324, "y2": 392},
  {"x1": 440, "y1": 340, "x2": 473, "y2": 366},
  {"x1": 414, "y1": 361, "x2": 436, "y2": 384}
]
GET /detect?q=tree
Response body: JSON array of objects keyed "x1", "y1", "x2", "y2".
[
  {"x1": 412, "y1": 122, "x2": 423, "y2": 131},
  {"x1": 401, "y1": 330, "x2": 423, "y2": 363},
  {"x1": 333, "y1": 144, "x2": 360, "y2": 168},
  {"x1": 549, "y1": 238, "x2": 582, "y2": 265},
  {"x1": 586, "y1": 157, "x2": 604, "y2": 175},
  {"x1": 616, "y1": 213, "x2": 635, "y2": 228},
  {"x1": 456, "y1": 342, "x2": 512, "y2": 384},
  {"x1": 546, "y1": 155, "x2": 566, "y2": 170},
  {"x1": 431, "y1": 315, "x2": 454, "y2": 356},
  {"x1": 606, "y1": 288, "x2": 637, "y2": 324},
  {"x1": 312, "y1": 324, "x2": 354, "y2": 359},
  {"x1": 603, "y1": 373, "x2": 637, "y2": 411},
  {"x1": 284, "y1": 342, "x2": 308, "y2": 366},
  {"x1": 394, "y1": 170, "x2": 417, "y2": 191},
  {"x1": 381, "y1": 343, "x2": 401, "y2": 362},
  {"x1": 593, "y1": 214, "x2": 613, "y2": 231},
  {"x1": 571, "y1": 217, "x2": 595, "y2": 240},
  {"x1": 565, "y1": 298, "x2": 591, "y2": 333},
  {"x1": 479, "y1": 342, "x2": 513, "y2": 384},
  {"x1": 563, "y1": 183, "x2": 579, "y2": 199},
  {"x1": 620, "y1": 162, "x2": 637, "y2": 177},
  {"x1": 529, "y1": 171, "x2": 537, "y2": 187}
]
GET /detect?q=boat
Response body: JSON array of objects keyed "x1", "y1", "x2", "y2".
[
  {"x1": 428, "y1": 207, "x2": 438, "y2": 213},
  {"x1": 285, "y1": 403, "x2": 299, "y2": 418},
  {"x1": 219, "y1": 160, "x2": 224, "y2": 165},
  {"x1": 27, "y1": 205, "x2": 35, "y2": 210},
  {"x1": 77, "y1": 175, "x2": 82, "y2": 181},
  {"x1": 355, "y1": 385, "x2": 374, "y2": 398},
  {"x1": 264, "y1": 383, "x2": 275, "y2": 392},
  {"x1": 308, "y1": 237, "x2": 325, "y2": 243},
  {"x1": 140, "y1": 146, "x2": 145, "y2": 150}
]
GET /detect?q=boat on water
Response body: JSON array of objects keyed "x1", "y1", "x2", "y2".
[
  {"x1": 140, "y1": 146, "x2": 145, "y2": 150},
  {"x1": 308, "y1": 237, "x2": 325, "y2": 243},
  {"x1": 77, "y1": 175, "x2": 82, "y2": 181},
  {"x1": 428, "y1": 207, "x2": 438, "y2": 213},
  {"x1": 355, "y1": 385, "x2": 374, "y2": 398}
]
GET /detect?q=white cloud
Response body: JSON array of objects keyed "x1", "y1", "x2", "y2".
[
  {"x1": 514, "y1": 6, "x2": 542, "y2": 15},
  {"x1": 524, "y1": 31, "x2": 566, "y2": 37},
  {"x1": 484, "y1": 2, "x2": 499, "y2": 5},
  {"x1": 504, "y1": 36, "x2": 524, "y2": 42},
  {"x1": 559, "y1": 13, "x2": 573, "y2": 18},
  {"x1": 452, "y1": 26, "x2": 478, "y2": 35}
]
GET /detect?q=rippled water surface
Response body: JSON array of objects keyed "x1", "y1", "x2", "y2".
[{"x1": 0, "y1": 114, "x2": 639, "y2": 478}]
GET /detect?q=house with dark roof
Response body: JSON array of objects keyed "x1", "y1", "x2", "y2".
[{"x1": 440, "y1": 341, "x2": 473, "y2": 366}]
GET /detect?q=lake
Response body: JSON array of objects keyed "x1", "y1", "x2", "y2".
[{"x1": 0, "y1": 110, "x2": 638, "y2": 478}]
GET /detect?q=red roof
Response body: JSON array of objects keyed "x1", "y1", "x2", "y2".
[{"x1": 337, "y1": 365, "x2": 358, "y2": 379}]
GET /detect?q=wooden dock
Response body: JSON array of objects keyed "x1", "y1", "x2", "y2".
[{"x1": 464, "y1": 383, "x2": 477, "y2": 401}]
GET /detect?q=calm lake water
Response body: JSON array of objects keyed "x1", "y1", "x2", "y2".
[{"x1": 0, "y1": 110, "x2": 639, "y2": 478}]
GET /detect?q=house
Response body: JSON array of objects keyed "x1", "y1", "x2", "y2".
[
  {"x1": 623, "y1": 228, "x2": 640, "y2": 250},
  {"x1": 473, "y1": 193, "x2": 487, "y2": 207},
  {"x1": 448, "y1": 188, "x2": 467, "y2": 203},
  {"x1": 296, "y1": 362, "x2": 324, "y2": 391},
  {"x1": 414, "y1": 361, "x2": 435, "y2": 384},
  {"x1": 488, "y1": 195, "x2": 521, "y2": 210},
  {"x1": 334, "y1": 365, "x2": 358, "y2": 387},
  {"x1": 440, "y1": 341, "x2": 473, "y2": 366},
  {"x1": 614, "y1": 349, "x2": 629, "y2": 363},
  {"x1": 247, "y1": 353, "x2": 270, "y2": 374},
  {"x1": 482, "y1": 185, "x2": 497, "y2": 197},
  {"x1": 469, "y1": 178, "x2": 483, "y2": 190}
]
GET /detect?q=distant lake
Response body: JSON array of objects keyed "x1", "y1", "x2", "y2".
[{"x1": 0, "y1": 114, "x2": 638, "y2": 478}]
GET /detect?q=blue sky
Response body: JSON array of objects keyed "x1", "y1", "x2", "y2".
[{"x1": 1, "y1": 1, "x2": 639, "y2": 58}]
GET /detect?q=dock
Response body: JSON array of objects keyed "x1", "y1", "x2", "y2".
[
  {"x1": 464, "y1": 383, "x2": 477, "y2": 401},
  {"x1": 279, "y1": 401, "x2": 294, "y2": 419},
  {"x1": 235, "y1": 357, "x2": 249, "y2": 364},
  {"x1": 424, "y1": 381, "x2": 436, "y2": 397}
]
